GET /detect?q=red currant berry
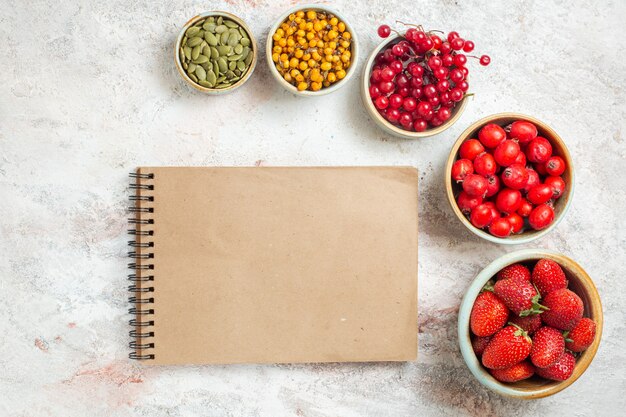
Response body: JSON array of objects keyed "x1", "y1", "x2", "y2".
[
  {"x1": 433, "y1": 67, "x2": 449, "y2": 80},
  {"x1": 399, "y1": 112, "x2": 413, "y2": 129},
  {"x1": 428, "y1": 56, "x2": 442, "y2": 69},
  {"x1": 386, "y1": 108, "x2": 400, "y2": 123},
  {"x1": 423, "y1": 84, "x2": 437, "y2": 98},
  {"x1": 450, "y1": 88, "x2": 464, "y2": 102},
  {"x1": 440, "y1": 91, "x2": 451, "y2": 105},
  {"x1": 396, "y1": 73, "x2": 410, "y2": 88},
  {"x1": 457, "y1": 191, "x2": 483, "y2": 214},
  {"x1": 416, "y1": 101, "x2": 432, "y2": 117},
  {"x1": 380, "y1": 67, "x2": 395, "y2": 81},
  {"x1": 496, "y1": 188, "x2": 522, "y2": 214},
  {"x1": 410, "y1": 76, "x2": 424, "y2": 88},
  {"x1": 526, "y1": 137, "x2": 553, "y2": 163},
  {"x1": 463, "y1": 174, "x2": 488, "y2": 197},
  {"x1": 457, "y1": 80, "x2": 469, "y2": 92},
  {"x1": 485, "y1": 174, "x2": 501, "y2": 197},
  {"x1": 493, "y1": 140, "x2": 521, "y2": 167},
  {"x1": 388, "y1": 93, "x2": 403, "y2": 109},
  {"x1": 379, "y1": 80, "x2": 394, "y2": 94},
  {"x1": 479, "y1": 55, "x2": 491, "y2": 66},
  {"x1": 371, "y1": 69, "x2": 382, "y2": 83},
  {"x1": 489, "y1": 217, "x2": 512, "y2": 238},
  {"x1": 454, "y1": 54, "x2": 467, "y2": 67},
  {"x1": 378, "y1": 25, "x2": 391, "y2": 38},
  {"x1": 459, "y1": 139, "x2": 485, "y2": 161},
  {"x1": 470, "y1": 203, "x2": 495, "y2": 228},
  {"x1": 429, "y1": 116, "x2": 443, "y2": 127},
  {"x1": 447, "y1": 31, "x2": 460, "y2": 42},
  {"x1": 450, "y1": 69, "x2": 464, "y2": 83},
  {"x1": 462, "y1": 40, "x2": 475, "y2": 53},
  {"x1": 508, "y1": 121, "x2": 538, "y2": 144},
  {"x1": 544, "y1": 176, "x2": 566, "y2": 199},
  {"x1": 405, "y1": 28, "x2": 418, "y2": 42},
  {"x1": 420, "y1": 37, "x2": 434, "y2": 52},
  {"x1": 389, "y1": 60, "x2": 403, "y2": 73},
  {"x1": 528, "y1": 204, "x2": 554, "y2": 230},
  {"x1": 429, "y1": 95, "x2": 441, "y2": 107},
  {"x1": 410, "y1": 87, "x2": 422, "y2": 98},
  {"x1": 413, "y1": 119, "x2": 427, "y2": 132},
  {"x1": 407, "y1": 62, "x2": 424, "y2": 77},
  {"x1": 402, "y1": 96, "x2": 417, "y2": 111},
  {"x1": 451, "y1": 38, "x2": 465, "y2": 50},
  {"x1": 436, "y1": 80, "x2": 450, "y2": 93},
  {"x1": 442, "y1": 54, "x2": 454, "y2": 67},
  {"x1": 474, "y1": 152, "x2": 497, "y2": 176},
  {"x1": 436, "y1": 107, "x2": 451, "y2": 122},
  {"x1": 369, "y1": 84, "x2": 381, "y2": 99},
  {"x1": 505, "y1": 213, "x2": 524, "y2": 234},
  {"x1": 478, "y1": 124, "x2": 507, "y2": 148},
  {"x1": 374, "y1": 96, "x2": 389, "y2": 110},
  {"x1": 517, "y1": 198, "x2": 533, "y2": 217},
  {"x1": 432, "y1": 35, "x2": 442, "y2": 49},
  {"x1": 440, "y1": 42, "x2": 452, "y2": 54},
  {"x1": 545, "y1": 156, "x2": 566, "y2": 176},
  {"x1": 398, "y1": 86, "x2": 410, "y2": 97}
]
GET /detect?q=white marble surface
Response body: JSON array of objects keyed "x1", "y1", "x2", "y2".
[{"x1": 1, "y1": 0, "x2": 625, "y2": 416}]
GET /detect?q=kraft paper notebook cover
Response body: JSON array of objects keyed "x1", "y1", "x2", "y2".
[{"x1": 128, "y1": 167, "x2": 418, "y2": 365}]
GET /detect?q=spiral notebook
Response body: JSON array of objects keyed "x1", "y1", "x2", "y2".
[{"x1": 128, "y1": 166, "x2": 418, "y2": 365}]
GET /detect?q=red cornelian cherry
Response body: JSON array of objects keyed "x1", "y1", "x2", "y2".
[
  {"x1": 489, "y1": 217, "x2": 512, "y2": 238},
  {"x1": 505, "y1": 213, "x2": 524, "y2": 234},
  {"x1": 545, "y1": 156, "x2": 566, "y2": 176},
  {"x1": 471, "y1": 203, "x2": 495, "y2": 228},
  {"x1": 459, "y1": 139, "x2": 485, "y2": 161},
  {"x1": 485, "y1": 174, "x2": 501, "y2": 197},
  {"x1": 479, "y1": 124, "x2": 507, "y2": 148},
  {"x1": 501, "y1": 163, "x2": 529, "y2": 190},
  {"x1": 526, "y1": 137, "x2": 553, "y2": 163},
  {"x1": 463, "y1": 174, "x2": 489, "y2": 197},
  {"x1": 474, "y1": 152, "x2": 497, "y2": 176},
  {"x1": 496, "y1": 188, "x2": 522, "y2": 214},
  {"x1": 378, "y1": 24, "x2": 391, "y2": 38},
  {"x1": 528, "y1": 204, "x2": 554, "y2": 230},
  {"x1": 493, "y1": 140, "x2": 521, "y2": 167},
  {"x1": 544, "y1": 176, "x2": 566, "y2": 199},
  {"x1": 457, "y1": 191, "x2": 482, "y2": 213},
  {"x1": 517, "y1": 198, "x2": 534, "y2": 217},
  {"x1": 527, "y1": 184, "x2": 554, "y2": 205},
  {"x1": 508, "y1": 121, "x2": 537, "y2": 144}
]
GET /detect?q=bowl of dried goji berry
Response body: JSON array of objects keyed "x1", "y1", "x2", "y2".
[{"x1": 458, "y1": 249, "x2": 602, "y2": 398}]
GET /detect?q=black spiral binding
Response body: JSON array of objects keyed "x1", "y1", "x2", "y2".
[{"x1": 128, "y1": 172, "x2": 156, "y2": 360}]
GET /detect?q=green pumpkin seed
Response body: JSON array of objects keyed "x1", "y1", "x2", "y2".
[
  {"x1": 183, "y1": 46, "x2": 192, "y2": 60},
  {"x1": 187, "y1": 37, "x2": 202, "y2": 47},
  {"x1": 236, "y1": 60, "x2": 246, "y2": 71},
  {"x1": 182, "y1": 61, "x2": 188, "y2": 70},
  {"x1": 204, "y1": 61, "x2": 213, "y2": 71},
  {"x1": 187, "y1": 62, "x2": 197, "y2": 73},
  {"x1": 182, "y1": 35, "x2": 188, "y2": 45},
  {"x1": 218, "y1": 57, "x2": 228, "y2": 73},
  {"x1": 238, "y1": 27, "x2": 248, "y2": 38},
  {"x1": 179, "y1": 47, "x2": 185, "y2": 62},
  {"x1": 234, "y1": 44, "x2": 243, "y2": 54},
  {"x1": 215, "y1": 82, "x2": 231, "y2": 89},
  {"x1": 195, "y1": 66, "x2": 206, "y2": 81},
  {"x1": 191, "y1": 45, "x2": 201, "y2": 60},
  {"x1": 234, "y1": 69, "x2": 242, "y2": 76},
  {"x1": 211, "y1": 59, "x2": 219, "y2": 73},
  {"x1": 215, "y1": 24, "x2": 227, "y2": 34},
  {"x1": 205, "y1": 32, "x2": 218, "y2": 46},
  {"x1": 240, "y1": 37, "x2": 250, "y2": 47},
  {"x1": 189, "y1": 73, "x2": 198, "y2": 82},
  {"x1": 241, "y1": 46, "x2": 250, "y2": 60},
  {"x1": 244, "y1": 52, "x2": 253, "y2": 66},
  {"x1": 231, "y1": 75, "x2": 241, "y2": 82},
  {"x1": 202, "y1": 44, "x2": 211, "y2": 55},
  {"x1": 223, "y1": 20, "x2": 238, "y2": 28},
  {"x1": 228, "y1": 35, "x2": 240, "y2": 47},
  {"x1": 220, "y1": 31, "x2": 230, "y2": 45},
  {"x1": 198, "y1": 79, "x2": 213, "y2": 88},
  {"x1": 217, "y1": 16, "x2": 223, "y2": 25},
  {"x1": 203, "y1": 20, "x2": 215, "y2": 31},
  {"x1": 228, "y1": 54, "x2": 242, "y2": 61},
  {"x1": 208, "y1": 16, "x2": 215, "y2": 23},
  {"x1": 195, "y1": 19, "x2": 205, "y2": 26},
  {"x1": 193, "y1": 54, "x2": 209, "y2": 64},
  {"x1": 206, "y1": 70, "x2": 217, "y2": 85},
  {"x1": 225, "y1": 70, "x2": 235, "y2": 78},
  {"x1": 216, "y1": 75, "x2": 226, "y2": 83},
  {"x1": 217, "y1": 45, "x2": 231, "y2": 56},
  {"x1": 186, "y1": 26, "x2": 200, "y2": 37},
  {"x1": 228, "y1": 61, "x2": 237, "y2": 71},
  {"x1": 210, "y1": 47, "x2": 219, "y2": 59}
]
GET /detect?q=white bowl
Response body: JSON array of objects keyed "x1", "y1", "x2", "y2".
[{"x1": 265, "y1": 4, "x2": 359, "y2": 96}]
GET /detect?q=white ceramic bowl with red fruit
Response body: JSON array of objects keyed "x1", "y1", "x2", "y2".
[
  {"x1": 458, "y1": 249, "x2": 602, "y2": 399},
  {"x1": 361, "y1": 26, "x2": 490, "y2": 138},
  {"x1": 446, "y1": 113, "x2": 574, "y2": 243}
]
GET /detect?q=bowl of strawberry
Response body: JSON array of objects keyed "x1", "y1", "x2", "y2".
[
  {"x1": 446, "y1": 113, "x2": 573, "y2": 243},
  {"x1": 361, "y1": 24, "x2": 490, "y2": 138},
  {"x1": 458, "y1": 249, "x2": 602, "y2": 398}
]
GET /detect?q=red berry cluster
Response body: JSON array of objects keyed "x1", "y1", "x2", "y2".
[
  {"x1": 470, "y1": 260, "x2": 597, "y2": 383},
  {"x1": 452, "y1": 120, "x2": 567, "y2": 238},
  {"x1": 369, "y1": 24, "x2": 490, "y2": 132}
]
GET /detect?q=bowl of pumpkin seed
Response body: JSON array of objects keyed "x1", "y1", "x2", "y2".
[{"x1": 175, "y1": 12, "x2": 256, "y2": 94}]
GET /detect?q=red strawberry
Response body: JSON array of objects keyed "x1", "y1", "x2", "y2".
[
  {"x1": 472, "y1": 335, "x2": 491, "y2": 357},
  {"x1": 509, "y1": 313, "x2": 542, "y2": 335},
  {"x1": 482, "y1": 325, "x2": 532, "y2": 369},
  {"x1": 532, "y1": 259, "x2": 568, "y2": 297},
  {"x1": 470, "y1": 291, "x2": 509, "y2": 337},
  {"x1": 497, "y1": 263, "x2": 531, "y2": 281},
  {"x1": 494, "y1": 278, "x2": 547, "y2": 317},
  {"x1": 565, "y1": 317, "x2": 597, "y2": 352},
  {"x1": 530, "y1": 326, "x2": 565, "y2": 368},
  {"x1": 490, "y1": 360, "x2": 535, "y2": 382},
  {"x1": 535, "y1": 352, "x2": 575, "y2": 381},
  {"x1": 542, "y1": 288, "x2": 584, "y2": 331}
]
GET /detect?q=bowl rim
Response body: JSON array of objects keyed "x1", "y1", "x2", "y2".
[
  {"x1": 458, "y1": 249, "x2": 603, "y2": 399},
  {"x1": 264, "y1": 3, "x2": 359, "y2": 97},
  {"x1": 174, "y1": 11, "x2": 258, "y2": 95},
  {"x1": 360, "y1": 33, "x2": 468, "y2": 139},
  {"x1": 445, "y1": 112, "x2": 575, "y2": 244}
]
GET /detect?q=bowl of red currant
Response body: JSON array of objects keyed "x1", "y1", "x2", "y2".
[
  {"x1": 361, "y1": 23, "x2": 491, "y2": 138},
  {"x1": 446, "y1": 113, "x2": 574, "y2": 244}
]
